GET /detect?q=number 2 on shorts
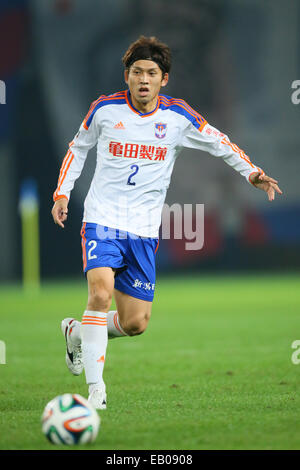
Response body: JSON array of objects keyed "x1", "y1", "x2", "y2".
[
  {"x1": 87, "y1": 240, "x2": 97, "y2": 260},
  {"x1": 127, "y1": 164, "x2": 139, "y2": 186}
]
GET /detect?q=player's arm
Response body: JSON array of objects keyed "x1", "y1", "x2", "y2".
[
  {"x1": 51, "y1": 106, "x2": 100, "y2": 228},
  {"x1": 182, "y1": 118, "x2": 282, "y2": 201}
]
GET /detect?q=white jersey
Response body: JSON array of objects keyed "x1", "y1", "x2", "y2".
[{"x1": 53, "y1": 90, "x2": 264, "y2": 238}]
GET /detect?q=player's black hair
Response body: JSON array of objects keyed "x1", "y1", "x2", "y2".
[{"x1": 122, "y1": 36, "x2": 172, "y2": 75}]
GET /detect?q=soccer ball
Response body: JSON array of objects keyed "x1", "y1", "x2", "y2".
[{"x1": 41, "y1": 393, "x2": 100, "y2": 445}]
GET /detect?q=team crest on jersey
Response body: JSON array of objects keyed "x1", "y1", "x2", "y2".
[{"x1": 154, "y1": 122, "x2": 167, "y2": 139}]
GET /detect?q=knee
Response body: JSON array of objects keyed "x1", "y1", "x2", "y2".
[
  {"x1": 87, "y1": 284, "x2": 112, "y2": 312},
  {"x1": 122, "y1": 312, "x2": 150, "y2": 336}
]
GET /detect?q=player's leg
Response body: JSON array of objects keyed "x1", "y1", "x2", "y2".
[
  {"x1": 62, "y1": 223, "x2": 128, "y2": 409},
  {"x1": 81, "y1": 266, "x2": 115, "y2": 409}
]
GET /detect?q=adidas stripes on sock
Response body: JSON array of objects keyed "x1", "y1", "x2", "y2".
[{"x1": 107, "y1": 310, "x2": 127, "y2": 339}]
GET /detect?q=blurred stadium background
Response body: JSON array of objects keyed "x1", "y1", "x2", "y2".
[{"x1": 0, "y1": 0, "x2": 299, "y2": 283}]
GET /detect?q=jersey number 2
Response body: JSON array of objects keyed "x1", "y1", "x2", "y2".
[{"x1": 127, "y1": 164, "x2": 139, "y2": 186}]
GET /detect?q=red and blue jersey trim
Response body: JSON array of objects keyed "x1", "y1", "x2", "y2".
[
  {"x1": 158, "y1": 94, "x2": 207, "y2": 131},
  {"x1": 83, "y1": 91, "x2": 127, "y2": 129}
]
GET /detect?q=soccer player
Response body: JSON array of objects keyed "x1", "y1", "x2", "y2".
[{"x1": 52, "y1": 36, "x2": 282, "y2": 410}]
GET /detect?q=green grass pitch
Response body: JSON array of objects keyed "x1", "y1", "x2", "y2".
[{"x1": 0, "y1": 274, "x2": 300, "y2": 450}]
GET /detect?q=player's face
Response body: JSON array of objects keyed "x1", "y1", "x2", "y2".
[{"x1": 124, "y1": 60, "x2": 168, "y2": 112}]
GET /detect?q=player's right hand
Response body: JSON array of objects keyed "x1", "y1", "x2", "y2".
[{"x1": 51, "y1": 198, "x2": 69, "y2": 228}]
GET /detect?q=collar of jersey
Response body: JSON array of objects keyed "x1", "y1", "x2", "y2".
[{"x1": 125, "y1": 90, "x2": 159, "y2": 117}]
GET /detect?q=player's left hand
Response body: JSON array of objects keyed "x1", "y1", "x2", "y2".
[{"x1": 249, "y1": 172, "x2": 283, "y2": 201}]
